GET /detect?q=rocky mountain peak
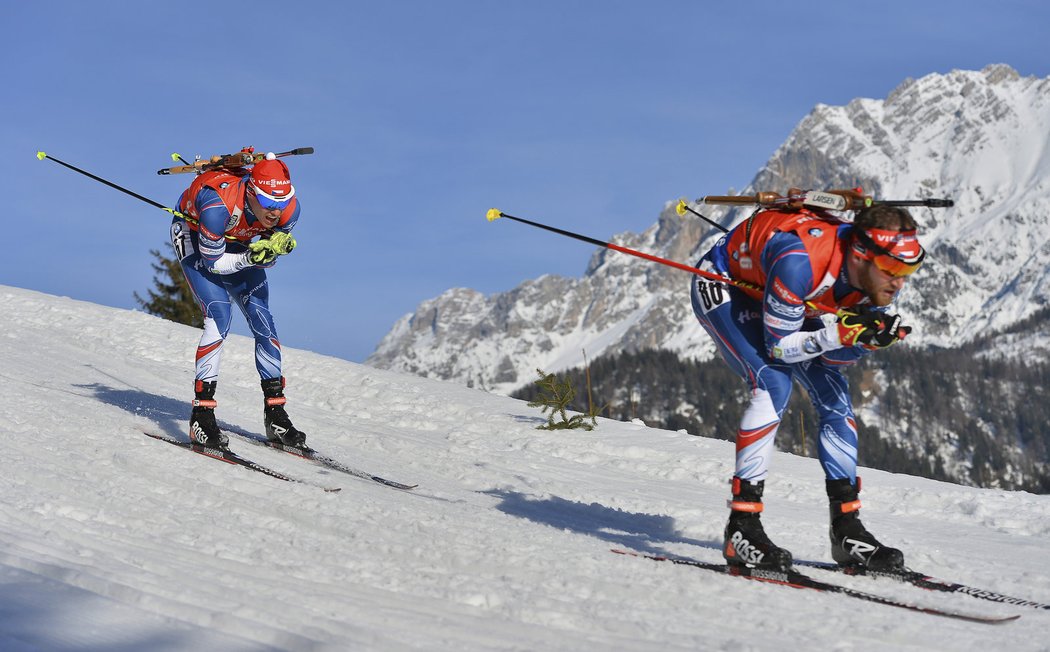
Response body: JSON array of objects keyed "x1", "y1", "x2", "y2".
[{"x1": 368, "y1": 67, "x2": 1050, "y2": 394}]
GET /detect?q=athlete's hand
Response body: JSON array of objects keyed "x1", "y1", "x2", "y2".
[
  {"x1": 836, "y1": 307, "x2": 910, "y2": 348},
  {"x1": 248, "y1": 240, "x2": 277, "y2": 265},
  {"x1": 268, "y1": 231, "x2": 297, "y2": 256},
  {"x1": 248, "y1": 232, "x2": 297, "y2": 265}
]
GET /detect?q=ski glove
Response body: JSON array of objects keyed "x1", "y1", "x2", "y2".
[
  {"x1": 835, "y1": 307, "x2": 911, "y2": 348},
  {"x1": 268, "y1": 231, "x2": 297, "y2": 256},
  {"x1": 248, "y1": 232, "x2": 297, "y2": 265}
]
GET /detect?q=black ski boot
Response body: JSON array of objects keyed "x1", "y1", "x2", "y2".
[
  {"x1": 189, "y1": 380, "x2": 229, "y2": 449},
  {"x1": 828, "y1": 477, "x2": 904, "y2": 571},
  {"x1": 723, "y1": 477, "x2": 793, "y2": 571},
  {"x1": 262, "y1": 377, "x2": 307, "y2": 448}
]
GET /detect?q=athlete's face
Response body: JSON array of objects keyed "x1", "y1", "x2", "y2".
[
  {"x1": 246, "y1": 192, "x2": 284, "y2": 228},
  {"x1": 849, "y1": 255, "x2": 907, "y2": 306}
]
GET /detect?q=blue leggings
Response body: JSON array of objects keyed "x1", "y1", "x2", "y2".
[
  {"x1": 690, "y1": 273, "x2": 859, "y2": 483},
  {"x1": 172, "y1": 220, "x2": 283, "y2": 383}
]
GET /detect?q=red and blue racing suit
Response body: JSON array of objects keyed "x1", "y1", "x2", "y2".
[
  {"x1": 691, "y1": 209, "x2": 879, "y2": 484},
  {"x1": 171, "y1": 170, "x2": 300, "y2": 384}
]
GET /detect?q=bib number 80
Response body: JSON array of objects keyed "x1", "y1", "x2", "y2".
[{"x1": 695, "y1": 277, "x2": 727, "y2": 313}]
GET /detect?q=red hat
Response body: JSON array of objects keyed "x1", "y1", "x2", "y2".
[
  {"x1": 248, "y1": 153, "x2": 295, "y2": 206},
  {"x1": 852, "y1": 227, "x2": 925, "y2": 276}
]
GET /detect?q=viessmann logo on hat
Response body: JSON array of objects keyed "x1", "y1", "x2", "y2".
[
  {"x1": 865, "y1": 228, "x2": 921, "y2": 259},
  {"x1": 254, "y1": 177, "x2": 290, "y2": 191}
]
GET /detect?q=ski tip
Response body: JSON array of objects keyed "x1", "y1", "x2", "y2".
[
  {"x1": 961, "y1": 613, "x2": 1021, "y2": 624},
  {"x1": 675, "y1": 198, "x2": 688, "y2": 216},
  {"x1": 36, "y1": 151, "x2": 46, "y2": 160},
  {"x1": 486, "y1": 208, "x2": 503, "y2": 222},
  {"x1": 376, "y1": 479, "x2": 418, "y2": 491}
]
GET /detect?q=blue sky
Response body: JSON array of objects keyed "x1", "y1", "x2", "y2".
[{"x1": 6, "y1": 1, "x2": 1050, "y2": 363}]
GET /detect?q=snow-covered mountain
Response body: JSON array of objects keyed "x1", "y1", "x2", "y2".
[
  {"x1": 367, "y1": 65, "x2": 1050, "y2": 394},
  {"x1": 3, "y1": 284, "x2": 1050, "y2": 649}
]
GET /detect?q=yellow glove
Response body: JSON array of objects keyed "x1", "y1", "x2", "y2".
[
  {"x1": 248, "y1": 232, "x2": 297, "y2": 265},
  {"x1": 268, "y1": 231, "x2": 297, "y2": 256}
]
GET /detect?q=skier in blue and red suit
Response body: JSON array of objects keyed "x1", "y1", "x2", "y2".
[
  {"x1": 691, "y1": 201, "x2": 924, "y2": 572},
  {"x1": 171, "y1": 153, "x2": 307, "y2": 450}
]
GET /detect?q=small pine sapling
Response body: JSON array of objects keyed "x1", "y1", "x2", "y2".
[{"x1": 528, "y1": 369, "x2": 597, "y2": 431}]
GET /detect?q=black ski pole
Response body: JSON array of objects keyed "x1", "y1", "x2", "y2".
[
  {"x1": 487, "y1": 207, "x2": 732, "y2": 278},
  {"x1": 674, "y1": 199, "x2": 729, "y2": 233},
  {"x1": 37, "y1": 151, "x2": 185, "y2": 218}
]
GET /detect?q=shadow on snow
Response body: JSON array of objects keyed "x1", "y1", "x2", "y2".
[{"x1": 484, "y1": 489, "x2": 720, "y2": 557}]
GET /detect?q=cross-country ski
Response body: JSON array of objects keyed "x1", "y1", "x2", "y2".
[
  {"x1": 611, "y1": 549, "x2": 1020, "y2": 624},
  {"x1": 142, "y1": 431, "x2": 342, "y2": 492}
]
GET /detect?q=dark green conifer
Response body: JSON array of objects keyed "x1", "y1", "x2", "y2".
[
  {"x1": 528, "y1": 369, "x2": 597, "y2": 431},
  {"x1": 134, "y1": 243, "x2": 202, "y2": 328}
]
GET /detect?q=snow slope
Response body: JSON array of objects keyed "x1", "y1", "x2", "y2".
[{"x1": 1, "y1": 285, "x2": 1048, "y2": 651}]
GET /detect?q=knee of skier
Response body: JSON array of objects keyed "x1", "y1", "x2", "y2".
[
  {"x1": 741, "y1": 387, "x2": 786, "y2": 429},
  {"x1": 203, "y1": 303, "x2": 233, "y2": 339},
  {"x1": 752, "y1": 373, "x2": 792, "y2": 418}
]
